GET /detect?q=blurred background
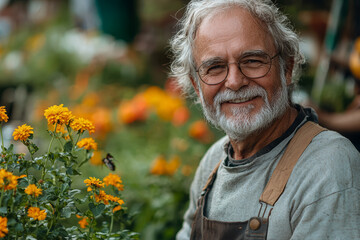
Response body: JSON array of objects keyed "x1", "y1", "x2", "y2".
[{"x1": 0, "y1": 0, "x2": 358, "y2": 239}]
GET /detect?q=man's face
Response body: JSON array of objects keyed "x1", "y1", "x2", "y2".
[{"x1": 192, "y1": 7, "x2": 290, "y2": 140}]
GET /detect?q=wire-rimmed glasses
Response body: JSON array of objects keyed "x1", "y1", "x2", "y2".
[{"x1": 196, "y1": 51, "x2": 279, "y2": 85}]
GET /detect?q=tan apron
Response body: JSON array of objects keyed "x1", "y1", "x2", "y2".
[{"x1": 190, "y1": 121, "x2": 326, "y2": 240}]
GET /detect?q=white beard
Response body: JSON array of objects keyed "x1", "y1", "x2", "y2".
[{"x1": 199, "y1": 81, "x2": 289, "y2": 142}]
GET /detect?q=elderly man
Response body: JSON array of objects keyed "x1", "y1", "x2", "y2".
[{"x1": 170, "y1": 0, "x2": 360, "y2": 239}]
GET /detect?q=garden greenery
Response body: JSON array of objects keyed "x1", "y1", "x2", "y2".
[{"x1": 0, "y1": 105, "x2": 138, "y2": 239}]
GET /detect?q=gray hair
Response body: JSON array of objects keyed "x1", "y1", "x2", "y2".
[{"x1": 169, "y1": 0, "x2": 304, "y2": 98}]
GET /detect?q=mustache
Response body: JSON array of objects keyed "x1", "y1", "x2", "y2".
[{"x1": 213, "y1": 86, "x2": 268, "y2": 106}]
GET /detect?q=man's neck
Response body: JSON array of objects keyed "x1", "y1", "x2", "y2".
[{"x1": 230, "y1": 106, "x2": 298, "y2": 160}]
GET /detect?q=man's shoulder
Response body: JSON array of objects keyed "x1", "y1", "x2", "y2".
[{"x1": 294, "y1": 128, "x2": 360, "y2": 187}]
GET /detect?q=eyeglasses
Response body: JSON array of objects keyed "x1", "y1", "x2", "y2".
[{"x1": 196, "y1": 51, "x2": 279, "y2": 85}]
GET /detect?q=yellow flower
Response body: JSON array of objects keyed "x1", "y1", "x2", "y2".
[
  {"x1": 0, "y1": 106, "x2": 9, "y2": 123},
  {"x1": 84, "y1": 177, "x2": 104, "y2": 191},
  {"x1": 0, "y1": 216, "x2": 8, "y2": 238},
  {"x1": 27, "y1": 207, "x2": 46, "y2": 220},
  {"x1": 71, "y1": 117, "x2": 95, "y2": 134},
  {"x1": 12, "y1": 124, "x2": 34, "y2": 141},
  {"x1": 76, "y1": 215, "x2": 89, "y2": 229},
  {"x1": 25, "y1": 184, "x2": 42, "y2": 197},
  {"x1": 103, "y1": 173, "x2": 124, "y2": 191},
  {"x1": 44, "y1": 104, "x2": 73, "y2": 125},
  {"x1": 77, "y1": 138, "x2": 97, "y2": 150},
  {"x1": 0, "y1": 169, "x2": 18, "y2": 190}
]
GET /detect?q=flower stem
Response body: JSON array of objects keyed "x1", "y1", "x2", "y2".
[
  {"x1": 109, "y1": 213, "x2": 114, "y2": 235},
  {"x1": 0, "y1": 123, "x2": 4, "y2": 151},
  {"x1": 47, "y1": 135, "x2": 55, "y2": 155},
  {"x1": 75, "y1": 132, "x2": 82, "y2": 145},
  {"x1": 0, "y1": 187, "x2": 4, "y2": 206}
]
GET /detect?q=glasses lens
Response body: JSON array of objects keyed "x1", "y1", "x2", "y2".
[
  {"x1": 199, "y1": 62, "x2": 228, "y2": 84},
  {"x1": 239, "y1": 54, "x2": 271, "y2": 79},
  {"x1": 197, "y1": 52, "x2": 274, "y2": 85}
]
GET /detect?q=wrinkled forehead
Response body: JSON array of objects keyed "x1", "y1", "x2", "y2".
[{"x1": 194, "y1": 5, "x2": 270, "y2": 40}]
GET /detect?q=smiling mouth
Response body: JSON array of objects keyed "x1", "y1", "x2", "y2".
[{"x1": 224, "y1": 96, "x2": 259, "y2": 104}]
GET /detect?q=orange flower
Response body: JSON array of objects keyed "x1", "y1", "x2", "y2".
[
  {"x1": 166, "y1": 156, "x2": 181, "y2": 176},
  {"x1": 150, "y1": 155, "x2": 181, "y2": 176},
  {"x1": 90, "y1": 151, "x2": 103, "y2": 166},
  {"x1": 91, "y1": 107, "x2": 112, "y2": 139},
  {"x1": 27, "y1": 207, "x2": 46, "y2": 220},
  {"x1": 13, "y1": 124, "x2": 34, "y2": 141},
  {"x1": 103, "y1": 173, "x2": 124, "y2": 191},
  {"x1": 0, "y1": 106, "x2": 9, "y2": 123},
  {"x1": 118, "y1": 94, "x2": 148, "y2": 124},
  {"x1": 189, "y1": 120, "x2": 213, "y2": 143},
  {"x1": 77, "y1": 138, "x2": 97, "y2": 150},
  {"x1": 25, "y1": 184, "x2": 42, "y2": 197},
  {"x1": 143, "y1": 86, "x2": 185, "y2": 121},
  {"x1": 0, "y1": 216, "x2": 8, "y2": 238},
  {"x1": 71, "y1": 117, "x2": 95, "y2": 134},
  {"x1": 44, "y1": 104, "x2": 73, "y2": 125},
  {"x1": 76, "y1": 215, "x2": 89, "y2": 229},
  {"x1": 150, "y1": 155, "x2": 168, "y2": 175},
  {"x1": 0, "y1": 169, "x2": 18, "y2": 190},
  {"x1": 172, "y1": 106, "x2": 190, "y2": 126},
  {"x1": 94, "y1": 190, "x2": 109, "y2": 205}
]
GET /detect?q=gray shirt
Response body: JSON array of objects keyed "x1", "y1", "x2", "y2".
[{"x1": 176, "y1": 107, "x2": 360, "y2": 240}]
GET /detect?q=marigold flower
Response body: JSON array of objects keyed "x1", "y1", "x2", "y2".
[
  {"x1": 150, "y1": 155, "x2": 168, "y2": 176},
  {"x1": 77, "y1": 137, "x2": 97, "y2": 150},
  {"x1": 44, "y1": 104, "x2": 73, "y2": 125},
  {"x1": 172, "y1": 106, "x2": 190, "y2": 126},
  {"x1": 118, "y1": 94, "x2": 148, "y2": 124},
  {"x1": 112, "y1": 205, "x2": 122, "y2": 213},
  {"x1": 71, "y1": 117, "x2": 95, "y2": 134},
  {"x1": 27, "y1": 207, "x2": 46, "y2": 220},
  {"x1": 76, "y1": 215, "x2": 88, "y2": 229},
  {"x1": 84, "y1": 177, "x2": 104, "y2": 191},
  {"x1": 189, "y1": 120, "x2": 214, "y2": 143},
  {"x1": 0, "y1": 216, "x2": 8, "y2": 238},
  {"x1": 166, "y1": 156, "x2": 181, "y2": 176},
  {"x1": 150, "y1": 155, "x2": 181, "y2": 176},
  {"x1": 0, "y1": 106, "x2": 9, "y2": 123},
  {"x1": 25, "y1": 184, "x2": 42, "y2": 197},
  {"x1": 12, "y1": 124, "x2": 34, "y2": 142},
  {"x1": 0, "y1": 169, "x2": 18, "y2": 190},
  {"x1": 95, "y1": 190, "x2": 109, "y2": 205},
  {"x1": 103, "y1": 173, "x2": 124, "y2": 191},
  {"x1": 90, "y1": 151, "x2": 103, "y2": 166}
]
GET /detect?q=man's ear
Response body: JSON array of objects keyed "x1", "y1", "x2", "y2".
[
  {"x1": 190, "y1": 76, "x2": 200, "y2": 97},
  {"x1": 285, "y1": 58, "x2": 294, "y2": 85}
]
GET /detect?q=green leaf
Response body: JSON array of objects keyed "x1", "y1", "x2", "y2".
[
  {"x1": 61, "y1": 206, "x2": 72, "y2": 218},
  {"x1": 66, "y1": 167, "x2": 81, "y2": 175},
  {"x1": 14, "y1": 222, "x2": 24, "y2": 232},
  {"x1": 0, "y1": 207, "x2": 7, "y2": 214},
  {"x1": 89, "y1": 203, "x2": 105, "y2": 217},
  {"x1": 64, "y1": 141, "x2": 73, "y2": 152}
]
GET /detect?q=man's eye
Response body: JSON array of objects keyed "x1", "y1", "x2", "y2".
[
  {"x1": 240, "y1": 55, "x2": 269, "y2": 66},
  {"x1": 206, "y1": 64, "x2": 227, "y2": 75}
]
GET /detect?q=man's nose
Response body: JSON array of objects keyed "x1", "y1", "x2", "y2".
[{"x1": 224, "y1": 63, "x2": 249, "y2": 90}]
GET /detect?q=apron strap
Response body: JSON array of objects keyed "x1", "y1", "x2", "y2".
[{"x1": 259, "y1": 121, "x2": 326, "y2": 206}]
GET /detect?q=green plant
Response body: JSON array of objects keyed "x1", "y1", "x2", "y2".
[{"x1": 0, "y1": 105, "x2": 138, "y2": 239}]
